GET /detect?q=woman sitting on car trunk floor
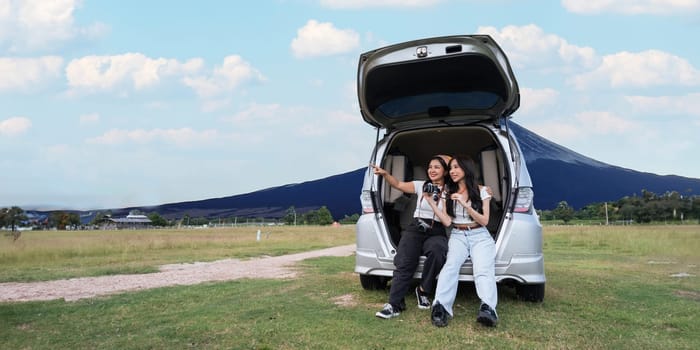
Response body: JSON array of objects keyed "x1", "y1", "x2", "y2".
[
  {"x1": 371, "y1": 155, "x2": 452, "y2": 319},
  {"x1": 423, "y1": 155, "x2": 499, "y2": 327}
]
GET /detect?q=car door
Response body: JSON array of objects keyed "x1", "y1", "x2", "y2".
[{"x1": 357, "y1": 34, "x2": 520, "y2": 132}]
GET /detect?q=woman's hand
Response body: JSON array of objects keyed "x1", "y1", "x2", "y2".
[
  {"x1": 450, "y1": 193, "x2": 468, "y2": 206},
  {"x1": 370, "y1": 164, "x2": 387, "y2": 176},
  {"x1": 371, "y1": 164, "x2": 413, "y2": 193},
  {"x1": 424, "y1": 193, "x2": 451, "y2": 227},
  {"x1": 423, "y1": 193, "x2": 441, "y2": 213}
]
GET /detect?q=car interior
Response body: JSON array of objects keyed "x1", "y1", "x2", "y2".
[{"x1": 377, "y1": 126, "x2": 510, "y2": 244}]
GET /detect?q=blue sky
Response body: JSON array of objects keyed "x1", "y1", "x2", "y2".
[{"x1": 1, "y1": 0, "x2": 699, "y2": 210}]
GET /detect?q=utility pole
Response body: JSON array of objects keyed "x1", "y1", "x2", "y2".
[{"x1": 605, "y1": 202, "x2": 609, "y2": 225}]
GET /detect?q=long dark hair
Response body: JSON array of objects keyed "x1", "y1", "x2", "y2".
[
  {"x1": 426, "y1": 155, "x2": 451, "y2": 185},
  {"x1": 446, "y1": 155, "x2": 482, "y2": 217}
]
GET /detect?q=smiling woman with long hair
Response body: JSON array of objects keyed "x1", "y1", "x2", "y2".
[
  {"x1": 423, "y1": 155, "x2": 499, "y2": 328},
  {"x1": 370, "y1": 155, "x2": 452, "y2": 319}
]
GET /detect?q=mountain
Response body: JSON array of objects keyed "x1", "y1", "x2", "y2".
[
  {"x1": 128, "y1": 169, "x2": 365, "y2": 221},
  {"x1": 510, "y1": 122, "x2": 700, "y2": 209},
  {"x1": 28, "y1": 122, "x2": 700, "y2": 223}
]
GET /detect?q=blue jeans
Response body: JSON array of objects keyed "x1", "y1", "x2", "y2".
[{"x1": 433, "y1": 226, "x2": 497, "y2": 317}]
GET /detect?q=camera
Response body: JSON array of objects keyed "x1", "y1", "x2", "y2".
[
  {"x1": 422, "y1": 182, "x2": 441, "y2": 202},
  {"x1": 416, "y1": 218, "x2": 431, "y2": 232}
]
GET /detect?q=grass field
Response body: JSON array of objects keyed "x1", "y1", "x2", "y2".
[
  {"x1": 0, "y1": 225, "x2": 356, "y2": 282},
  {"x1": 1, "y1": 225, "x2": 698, "y2": 349}
]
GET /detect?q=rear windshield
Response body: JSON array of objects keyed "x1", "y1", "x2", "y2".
[{"x1": 376, "y1": 91, "x2": 501, "y2": 118}]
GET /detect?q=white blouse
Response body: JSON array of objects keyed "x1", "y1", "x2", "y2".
[
  {"x1": 411, "y1": 180, "x2": 445, "y2": 220},
  {"x1": 451, "y1": 186, "x2": 492, "y2": 225}
]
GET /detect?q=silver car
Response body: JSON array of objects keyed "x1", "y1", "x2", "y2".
[{"x1": 354, "y1": 35, "x2": 545, "y2": 302}]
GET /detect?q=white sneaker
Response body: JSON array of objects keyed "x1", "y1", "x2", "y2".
[
  {"x1": 415, "y1": 286, "x2": 431, "y2": 310},
  {"x1": 375, "y1": 303, "x2": 400, "y2": 319}
]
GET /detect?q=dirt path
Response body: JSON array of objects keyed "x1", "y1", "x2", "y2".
[{"x1": 0, "y1": 244, "x2": 356, "y2": 303}]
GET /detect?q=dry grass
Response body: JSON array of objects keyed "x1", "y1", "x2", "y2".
[{"x1": 0, "y1": 225, "x2": 355, "y2": 282}]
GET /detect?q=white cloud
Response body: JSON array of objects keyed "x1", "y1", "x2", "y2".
[
  {"x1": 66, "y1": 53, "x2": 203, "y2": 93},
  {"x1": 86, "y1": 128, "x2": 219, "y2": 146},
  {"x1": 79, "y1": 112, "x2": 99, "y2": 124},
  {"x1": 519, "y1": 88, "x2": 560, "y2": 116},
  {"x1": 224, "y1": 103, "x2": 282, "y2": 124},
  {"x1": 320, "y1": 0, "x2": 442, "y2": 8},
  {"x1": 527, "y1": 110, "x2": 635, "y2": 145},
  {"x1": 562, "y1": 0, "x2": 700, "y2": 15},
  {"x1": 0, "y1": 116, "x2": 32, "y2": 135},
  {"x1": 0, "y1": 0, "x2": 10, "y2": 17},
  {"x1": 64, "y1": 53, "x2": 261, "y2": 110},
  {"x1": 294, "y1": 107, "x2": 363, "y2": 136},
  {"x1": 625, "y1": 92, "x2": 700, "y2": 117},
  {"x1": 291, "y1": 20, "x2": 360, "y2": 58},
  {"x1": 0, "y1": 0, "x2": 106, "y2": 53},
  {"x1": 528, "y1": 122, "x2": 582, "y2": 143},
  {"x1": 570, "y1": 50, "x2": 700, "y2": 89},
  {"x1": 477, "y1": 24, "x2": 598, "y2": 71},
  {"x1": 183, "y1": 55, "x2": 265, "y2": 98},
  {"x1": 0, "y1": 56, "x2": 63, "y2": 91},
  {"x1": 224, "y1": 104, "x2": 328, "y2": 137},
  {"x1": 224, "y1": 103, "x2": 362, "y2": 140},
  {"x1": 574, "y1": 111, "x2": 635, "y2": 134}
]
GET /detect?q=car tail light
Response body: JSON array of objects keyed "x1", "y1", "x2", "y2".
[
  {"x1": 361, "y1": 190, "x2": 375, "y2": 214},
  {"x1": 514, "y1": 187, "x2": 534, "y2": 213}
]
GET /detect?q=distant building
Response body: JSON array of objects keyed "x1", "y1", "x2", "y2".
[{"x1": 101, "y1": 211, "x2": 152, "y2": 229}]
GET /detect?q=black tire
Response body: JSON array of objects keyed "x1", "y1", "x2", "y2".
[
  {"x1": 359, "y1": 274, "x2": 388, "y2": 290},
  {"x1": 515, "y1": 283, "x2": 545, "y2": 302}
]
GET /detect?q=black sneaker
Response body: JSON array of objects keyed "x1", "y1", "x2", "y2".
[
  {"x1": 415, "y1": 286, "x2": 431, "y2": 310},
  {"x1": 431, "y1": 302, "x2": 449, "y2": 327},
  {"x1": 375, "y1": 303, "x2": 400, "y2": 319},
  {"x1": 476, "y1": 303, "x2": 498, "y2": 327}
]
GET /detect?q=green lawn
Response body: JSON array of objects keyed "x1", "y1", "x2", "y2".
[{"x1": 1, "y1": 225, "x2": 698, "y2": 349}]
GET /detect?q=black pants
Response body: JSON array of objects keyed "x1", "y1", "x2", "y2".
[{"x1": 388, "y1": 220, "x2": 448, "y2": 310}]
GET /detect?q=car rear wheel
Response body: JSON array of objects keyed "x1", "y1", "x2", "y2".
[
  {"x1": 359, "y1": 274, "x2": 389, "y2": 290},
  {"x1": 516, "y1": 283, "x2": 545, "y2": 302}
]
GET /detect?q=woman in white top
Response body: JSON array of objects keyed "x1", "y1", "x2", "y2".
[
  {"x1": 372, "y1": 155, "x2": 452, "y2": 320},
  {"x1": 423, "y1": 155, "x2": 499, "y2": 327}
]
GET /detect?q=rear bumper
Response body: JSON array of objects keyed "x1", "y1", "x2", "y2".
[
  {"x1": 355, "y1": 213, "x2": 397, "y2": 276},
  {"x1": 355, "y1": 213, "x2": 545, "y2": 285}
]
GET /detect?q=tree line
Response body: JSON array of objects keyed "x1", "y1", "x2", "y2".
[
  {"x1": 4, "y1": 189, "x2": 697, "y2": 233},
  {"x1": 1, "y1": 205, "x2": 358, "y2": 233},
  {"x1": 164, "y1": 206, "x2": 358, "y2": 227},
  {"x1": 540, "y1": 190, "x2": 700, "y2": 224}
]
